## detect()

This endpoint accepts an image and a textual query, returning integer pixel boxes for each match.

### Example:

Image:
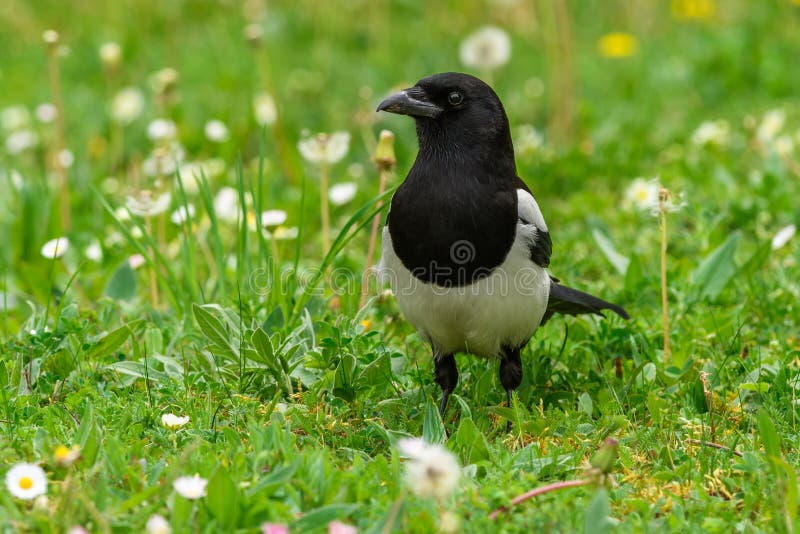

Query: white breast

[378,222,550,358]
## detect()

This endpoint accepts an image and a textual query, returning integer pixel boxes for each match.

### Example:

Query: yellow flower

[597,33,638,58]
[671,0,716,20]
[360,319,372,330]
[54,445,80,466]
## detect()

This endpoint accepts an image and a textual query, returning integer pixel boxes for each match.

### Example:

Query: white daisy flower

[129,254,146,270]
[170,204,196,225]
[260,209,288,228]
[42,30,59,45]
[57,149,74,169]
[397,438,460,500]
[41,237,70,259]
[623,177,659,212]
[775,135,794,157]
[161,413,190,429]
[298,131,350,164]
[757,109,785,145]
[1,105,31,132]
[772,224,796,250]
[99,42,121,68]
[126,191,172,217]
[329,182,357,206]
[515,124,544,154]
[111,87,145,125]
[5,463,48,500]
[147,119,177,142]
[35,103,57,123]
[204,119,230,143]
[173,475,207,499]
[214,187,240,224]
[5,130,39,154]
[253,92,277,126]
[459,26,512,71]
[146,514,172,534]
[691,120,729,147]
[84,241,103,262]
[150,68,179,94]
[272,226,299,240]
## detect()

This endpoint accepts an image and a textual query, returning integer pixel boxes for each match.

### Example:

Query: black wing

[542,279,630,325]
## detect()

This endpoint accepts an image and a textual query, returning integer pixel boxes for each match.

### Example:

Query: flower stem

[489,478,590,519]
[45,33,70,231]
[320,161,331,255]
[146,215,159,308]
[660,205,670,363]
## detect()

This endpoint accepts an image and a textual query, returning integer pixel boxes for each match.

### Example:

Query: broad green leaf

[290,504,359,532]
[591,227,630,275]
[422,399,446,445]
[690,233,741,301]
[584,489,611,534]
[193,304,237,359]
[105,261,137,301]
[206,466,240,528]
[757,408,781,458]
[87,320,142,360]
[453,417,490,464]
[578,392,594,417]
[107,361,170,383]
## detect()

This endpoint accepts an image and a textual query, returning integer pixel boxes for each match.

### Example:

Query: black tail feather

[542,281,630,325]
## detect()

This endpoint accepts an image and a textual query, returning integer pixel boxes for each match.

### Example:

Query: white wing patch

[517,189,548,232]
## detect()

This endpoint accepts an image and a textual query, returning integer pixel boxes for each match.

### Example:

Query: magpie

[375,72,629,429]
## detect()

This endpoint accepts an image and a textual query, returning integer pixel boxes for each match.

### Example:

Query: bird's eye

[447,91,464,106]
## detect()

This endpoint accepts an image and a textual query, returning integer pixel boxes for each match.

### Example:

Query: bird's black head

[377,72,515,169]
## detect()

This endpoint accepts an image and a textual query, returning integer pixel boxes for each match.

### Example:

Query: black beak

[376,87,442,119]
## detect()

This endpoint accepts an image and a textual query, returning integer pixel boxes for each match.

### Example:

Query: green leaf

[74,403,100,465]
[757,408,781,458]
[422,399,446,445]
[591,227,630,275]
[690,233,741,301]
[105,261,137,301]
[291,504,359,532]
[86,320,142,361]
[584,489,611,534]
[193,304,237,359]
[107,361,170,383]
[453,417,490,464]
[206,466,240,528]
[578,392,594,417]
[333,354,357,401]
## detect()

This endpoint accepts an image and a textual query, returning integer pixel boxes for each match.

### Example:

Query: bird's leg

[434,353,458,418]
[499,346,523,433]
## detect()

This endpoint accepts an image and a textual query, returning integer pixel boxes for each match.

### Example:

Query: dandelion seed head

[99,42,122,68]
[35,103,57,123]
[146,514,172,534]
[204,119,230,143]
[298,131,350,164]
[397,438,460,500]
[253,92,277,126]
[329,182,358,206]
[459,26,512,71]
[5,130,39,154]
[111,87,145,125]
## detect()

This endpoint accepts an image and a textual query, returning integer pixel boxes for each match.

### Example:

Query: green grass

[2,0,800,532]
